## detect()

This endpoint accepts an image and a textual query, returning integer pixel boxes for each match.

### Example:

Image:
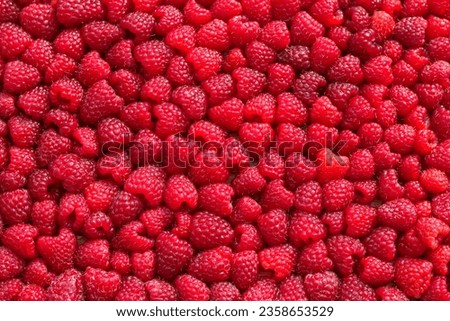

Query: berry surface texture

[0,0,450,302]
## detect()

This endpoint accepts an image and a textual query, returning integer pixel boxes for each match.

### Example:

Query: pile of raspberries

[0,0,450,302]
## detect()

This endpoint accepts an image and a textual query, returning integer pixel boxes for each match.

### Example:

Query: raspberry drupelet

[0,0,450,302]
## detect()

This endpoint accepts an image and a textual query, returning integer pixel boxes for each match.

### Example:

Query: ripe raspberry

[297,240,333,274]
[175,274,210,301]
[56,0,105,28]
[196,19,230,52]
[75,239,110,271]
[46,269,83,301]
[124,166,165,207]
[155,232,193,280]
[23,259,54,288]
[291,11,325,46]
[340,274,376,301]
[153,103,189,139]
[394,17,427,48]
[20,4,58,41]
[327,235,365,276]
[233,224,263,252]
[243,279,278,301]
[232,67,266,101]
[230,197,262,225]
[115,276,146,301]
[260,180,294,212]
[289,212,326,248]
[84,267,121,301]
[188,246,232,283]
[145,279,177,301]
[0,247,24,281]
[210,282,241,301]
[3,61,41,95]
[0,189,32,225]
[395,258,433,298]
[112,221,152,253]
[1,224,38,260]
[304,271,340,301]
[422,276,450,301]
[134,40,172,77]
[231,250,258,290]
[259,244,296,281]
[131,251,155,281]
[186,47,222,82]
[189,212,234,250]
[241,0,271,26]
[376,286,408,301]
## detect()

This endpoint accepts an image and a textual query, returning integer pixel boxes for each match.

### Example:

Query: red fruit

[84,267,121,301]
[395,258,433,299]
[46,269,83,301]
[37,228,77,274]
[174,274,210,301]
[188,246,232,283]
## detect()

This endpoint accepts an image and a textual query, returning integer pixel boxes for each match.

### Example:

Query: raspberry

[84,267,121,301]
[153,103,189,139]
[378,198,417,232]
[394,17,427,48]
[266,64,295,97]
[358,256,394,286]
[243,279,278,301]
[172,86,207,121]
[0,247,24,281]
[124,166,165,207]
[131,251,155,281]
[258,244,296,281]
[260,179,294,212]
[376,286,408,301]
[232,67,266,101]
[3,61,41,95]
[289,212,326,247]
[0,279,23,300]
[327,235,365,276]
[291,11,325,46]
[175,274,210,301]
[210,282,241,301]
[395,258,433,298]
[233,224,263,252]
[56,0,105,28]
[20,4,58,41]
[155,232,193,280]
[304,271,340,301]
[134,40,172,78]
[231,197,262,225]
[419,168,448,194]
[75,239,110,271]
[340,274,376,301]
[422,276,450,301]
[0,189,32,225]
[54,29,85,61]
[23,259,54,288]
[297,240,333,275]
[145,279,177,301]
[231,250,258,290]
[186,47,222,82]
[2,224,38,260]
[106,40,136,70]
[197,19,230,52]
[210,0,242,21]
[110,252,130,276]
[112,221,152,253]
[18,284,46,301]
[241,0,271,26]
[46,269,83,301]
[0,23,32,60]
[115,276,146,301]
[188,246,232,282]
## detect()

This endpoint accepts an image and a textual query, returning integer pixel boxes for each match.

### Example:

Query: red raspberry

[139,207,173,239]
[202,74,234,106]
[233,224,263,252]
[189,212,234,250]
[196,183,233,217]
[124,166,165,207]
[0,170,26,193]
[416,217,450,250]
[172,86,207,121]
[395,258,433,299]
[46,269,83,301]
[260,179,294,212]
[232,67,266,101]
[112,221,152,253]
[428,245,450,276]
[110,251,130,276]
[376,286,408,301]
[321,211,345,236]
[188,246,232,282]
[20,4,58,41]
[243,279,278,301]
[163,175,198,211]
[208,98,244,132]
[419,168,448,194]
[293,72,327,106]
[397,228,427,258]
[394,17,427,48]
[175,274,210,301]
[364,227,397,261]
[18,284,46,301]
[256,209,287,246]
[56,0,104,27]
[315,149,350,184]
[134,40,172,77]
[145,279,177,301]
[340,274,376,301]
[259,244,296,281]
[422,276,450,301]
[0,0,19,23]
[23,259,54,289]
[241,0,271,25]
[54,29,85,61]
[291,11,325,46]
[0,279,23,300]
[0,189,32,225]
[210,282,241,301]
[378,198,417,232]
[358,256,394,286]
[0,23,32,60]
[153,103,189,139]
[84,267,121,301]
[186,47,222,82]
[76,52,110,88]
[304,271,340,301]
[3,61,41,95]
[120,12,154,44]
[371,10,395,42]
[155,232,193,280]
[8,115,40,148]
[327,55,364,85]
[259,21,290,51]
[58,193,90,232]
[75,239,110,271]
[279,276,307,301]
[17,86,50,121]
[2,224,38,260]
[37,228,77,274]
[165,25,196,54]
[266,64,295,96]
[106,40,136,70]
[289,212,326,248]
[0,247,24,281]
[197,19,230,51]
[231,197,262,225]
[231,250,258,290]
[327,235,365,276]
[115,276,146,301]
[131,251,155,281]
[297,240,333,275]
